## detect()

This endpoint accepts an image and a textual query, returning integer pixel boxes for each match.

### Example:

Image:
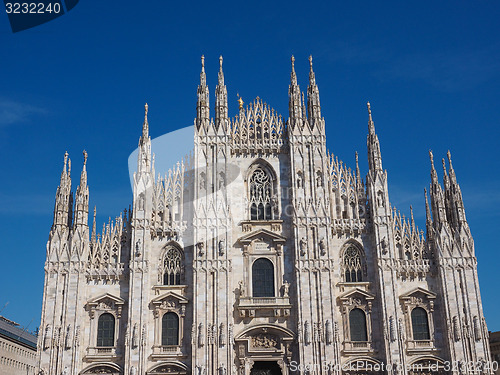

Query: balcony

[406,340,438,354]
[151,345,185,360]
[342,341,374,354]
[237,296,292,318]
[85,346,120,361]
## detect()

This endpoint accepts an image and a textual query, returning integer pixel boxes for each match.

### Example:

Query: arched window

[343,245,363,282]
[161,312,179,346]
[411,307,430,340]
[163,247,183,285]
[249,167,273,220]
[349,308,368,341]
[97,313,115,347]
[252,258,274,297]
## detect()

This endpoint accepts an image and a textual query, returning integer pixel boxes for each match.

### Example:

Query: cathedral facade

[37,56,492,375]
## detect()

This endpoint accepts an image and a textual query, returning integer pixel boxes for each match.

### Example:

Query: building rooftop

[0,315,37,349]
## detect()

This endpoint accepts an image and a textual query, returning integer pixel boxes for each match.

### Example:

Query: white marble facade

[37,56,492,375]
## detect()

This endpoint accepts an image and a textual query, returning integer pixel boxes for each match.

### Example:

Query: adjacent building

[0,315,37,375]
[489,332,500,375]
[37,56,492,375]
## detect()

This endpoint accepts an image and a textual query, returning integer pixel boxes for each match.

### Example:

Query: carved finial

[83,150,88,166]
[367,102,375,134]
[309,55,313,71]
[424,188,432,222]
[142,103,149,139]
[201,55,205,72]
[442,158,448,176]
[290,55,298,85]
[447,150,454,170]
[219,55,223,69]
[410,205,415,228]
[429,150,435,168]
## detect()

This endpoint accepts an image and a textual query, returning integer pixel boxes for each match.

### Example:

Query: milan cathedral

[37,56,492,375]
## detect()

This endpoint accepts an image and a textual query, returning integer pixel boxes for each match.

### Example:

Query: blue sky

[0,1,499,332]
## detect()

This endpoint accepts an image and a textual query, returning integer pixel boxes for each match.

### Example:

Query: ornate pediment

[338,288,375,302]
[151,291,188,319]
[86,293,124,312]
[400,287,437,301]
[151,291,188,306]
[238,229,286,245]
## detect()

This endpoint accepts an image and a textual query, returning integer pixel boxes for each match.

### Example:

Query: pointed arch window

[411,307,430,340]
[252,258,274,297]
[162,247,183,285]
[161,312,179,346]
[343,245,363,282]
[97,313,115,347]
[349,308,368,342]
[249,167,273,220]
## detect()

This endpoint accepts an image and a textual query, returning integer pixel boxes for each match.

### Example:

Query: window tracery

[159,245,184,285]
[343,245,364,282]
[249,167,274,220]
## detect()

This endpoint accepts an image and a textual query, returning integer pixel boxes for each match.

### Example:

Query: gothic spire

[428,150,447,227]
[307,55,322,128]
[291,55,297,85]
[53,151,73,228]
[141,103,149,141]
[137,104,152,175]
[447,150,457,184]
[91,206,97,243]
[215,55,228,130]
[73,150,89,227]
[288,55,302,125]
[366,102,383,173]
[429,150,439,186]
[410,205,415,230]
[200,54,206,86]
[196,55,210,129]
[446,150,468,227]
[424,188,433,238]
[355,151,363,188]
[442,157,450,191]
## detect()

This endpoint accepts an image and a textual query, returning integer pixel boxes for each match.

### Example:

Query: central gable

[231,97,287,155]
